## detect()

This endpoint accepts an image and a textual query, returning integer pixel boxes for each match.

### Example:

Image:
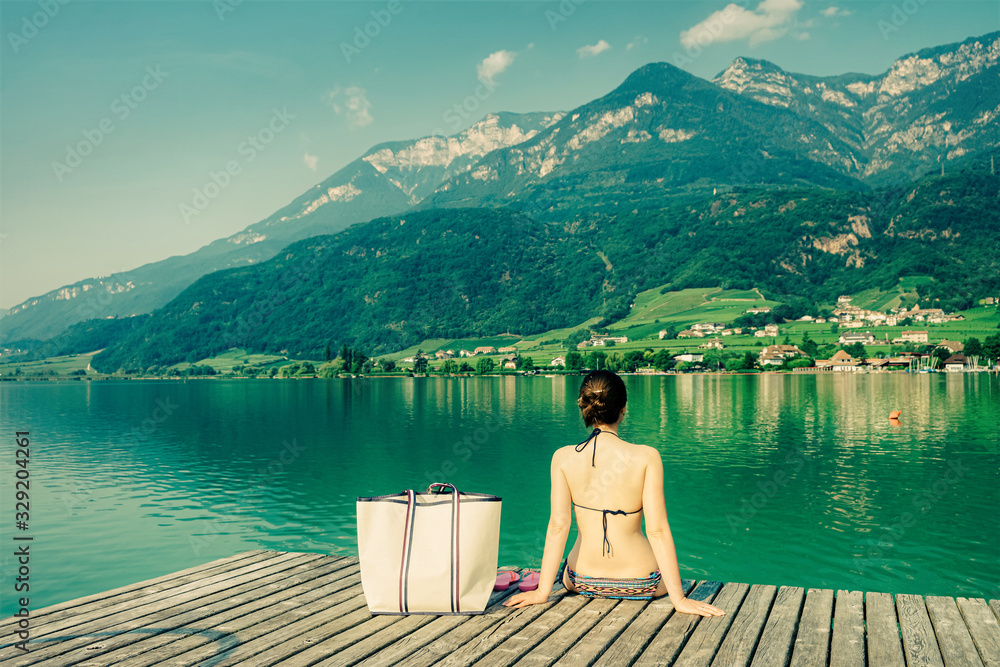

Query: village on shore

[397,297,999,376]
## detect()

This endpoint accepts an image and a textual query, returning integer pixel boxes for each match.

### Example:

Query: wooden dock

[1,550,998,666]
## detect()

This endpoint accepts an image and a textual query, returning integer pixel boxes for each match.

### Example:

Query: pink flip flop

[494,570,521,591]
[519,571,540,592]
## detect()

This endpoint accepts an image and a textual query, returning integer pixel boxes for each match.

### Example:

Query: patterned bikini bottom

[560,559,662,600]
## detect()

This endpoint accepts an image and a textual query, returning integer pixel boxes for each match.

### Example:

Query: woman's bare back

[556,432,662,579]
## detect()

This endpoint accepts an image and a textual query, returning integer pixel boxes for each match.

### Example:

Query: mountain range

[89,166,1000,372]
[4,31,999,348]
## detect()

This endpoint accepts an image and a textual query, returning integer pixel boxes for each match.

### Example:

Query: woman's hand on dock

[673,596,726,616]
[503,590,550,608]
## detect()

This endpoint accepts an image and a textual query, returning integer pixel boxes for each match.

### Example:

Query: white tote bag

[356,483,502,615]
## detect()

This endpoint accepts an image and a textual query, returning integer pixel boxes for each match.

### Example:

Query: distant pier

[1,550,998,666]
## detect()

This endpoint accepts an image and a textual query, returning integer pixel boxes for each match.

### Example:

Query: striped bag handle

[397,489,417,613]
[426,483,461,613]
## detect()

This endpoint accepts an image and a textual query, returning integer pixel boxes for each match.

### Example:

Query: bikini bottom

[559,558,661,600]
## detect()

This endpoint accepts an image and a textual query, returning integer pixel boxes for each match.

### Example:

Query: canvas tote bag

[356,482,502,615]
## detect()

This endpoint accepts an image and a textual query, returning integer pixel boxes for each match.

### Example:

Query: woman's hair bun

[577,370,627,427]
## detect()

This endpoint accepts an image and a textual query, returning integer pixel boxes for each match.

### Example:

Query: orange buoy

[889,410,902,419]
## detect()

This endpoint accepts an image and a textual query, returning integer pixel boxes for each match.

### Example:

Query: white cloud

[323,85,373,128]
[577,39,612,58]
[477,50,517,84]
[625,36,648,51]
[303,153,318,171]
[680,0,803,49]
[821,6,851,16]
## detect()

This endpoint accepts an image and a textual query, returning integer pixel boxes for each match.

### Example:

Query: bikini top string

[575,428,617,467]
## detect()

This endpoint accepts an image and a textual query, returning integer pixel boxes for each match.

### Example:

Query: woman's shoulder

[624,442,663,463]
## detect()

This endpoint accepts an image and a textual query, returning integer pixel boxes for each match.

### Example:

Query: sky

[1,0,998,310]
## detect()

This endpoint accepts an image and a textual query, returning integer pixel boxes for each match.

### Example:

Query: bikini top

[573,428,642,557]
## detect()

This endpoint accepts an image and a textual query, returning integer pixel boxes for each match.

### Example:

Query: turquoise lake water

[1,373,998,616]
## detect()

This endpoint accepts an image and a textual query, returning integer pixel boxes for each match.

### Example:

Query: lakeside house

[551,356,566,367]
[501,354,520,370]
[699,339,725,350]
[745,306,771,314]
[435,350,455,360]
[459,349,474,357]
[474,346,498,355]
[678,329,705,339]
[498,346,518,353]
[674,353,704,362]
[815,349,862,371]
[937,340,964,353]
[758,344,806,366]
[943,353,969,372]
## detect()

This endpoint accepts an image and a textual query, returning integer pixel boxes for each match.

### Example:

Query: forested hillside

[91,168,1000,373]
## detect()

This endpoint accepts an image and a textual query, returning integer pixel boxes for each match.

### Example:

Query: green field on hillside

[848,276,932,311]
[605,285,781,340]
[169,349,290,373]
[383,334,524,361]
[0,351,98,376]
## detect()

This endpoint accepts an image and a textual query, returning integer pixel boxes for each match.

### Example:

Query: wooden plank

[711,584,777,667]
[0,550,281,636]
[673,582,750,667]
[588,580,696,667]
[830,590,865,667]
[990,601,1000,623]
[352,588,518,667]
[254,607,400,667]
[0,552,325,666]
[897,593,946,667]
[79,559,363,667]
[789,588,834,667]
[461,594,591,667]
[866,592,905,667]
[38,552,333,667]
[432,589,574,667]
[513,597,620,667]
[632,580,724,667]
[926,596,985,667]
[209,588,372,667]
[389,589,537,667]
[749,586,805,667]
[1,550,298,646]
[957,598,1000,667]
[315,614,439,666]
[553,599,648,667]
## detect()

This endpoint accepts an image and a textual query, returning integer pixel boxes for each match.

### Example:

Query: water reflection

[0,374,997,616]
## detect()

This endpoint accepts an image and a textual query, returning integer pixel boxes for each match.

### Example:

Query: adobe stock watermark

[6,0,70,54]
[672,3,745,68]
[62,395,180,515]
[179,107,295,224]
[213,0,243,21]
[190,438,307,555]
[877,0,930,40]
[855,458,968,574]
[51,66,169,182]
[340,0,405,64]
[545,0,586,31]
[726,448,809,533]
[222,262,312,349]
[427,76,502,138]
[423,415,504,486]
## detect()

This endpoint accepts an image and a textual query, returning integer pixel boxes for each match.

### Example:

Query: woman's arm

[642,448,724,617]
[504,451,573,608]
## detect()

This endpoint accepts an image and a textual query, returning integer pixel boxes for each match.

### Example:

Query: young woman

[504,370,724,616]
